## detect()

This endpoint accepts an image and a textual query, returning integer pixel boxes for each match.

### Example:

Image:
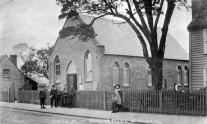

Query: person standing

[68,84,76,108]
[39,86,46,109]
[111,93,118,113]
[113,84,123,112]
[50,85,57,108]
[62,87,69,107]
[56,87,62,107]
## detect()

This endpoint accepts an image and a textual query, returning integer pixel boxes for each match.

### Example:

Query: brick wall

[49,36,103,91]
[99,55,189,91]
[0,56,24,97]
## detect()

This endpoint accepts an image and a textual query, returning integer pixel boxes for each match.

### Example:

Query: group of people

[38,84,76,109]
[39,83,123,113]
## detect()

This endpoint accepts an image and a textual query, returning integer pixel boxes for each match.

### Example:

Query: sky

[0,0,192,68]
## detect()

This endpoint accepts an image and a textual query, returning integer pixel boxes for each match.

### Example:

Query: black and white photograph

[0,0,207,124]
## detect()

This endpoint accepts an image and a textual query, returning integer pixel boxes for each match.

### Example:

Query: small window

[113,62,120,87]
[177,65,182,85]
[85,51,92,81]
[184,66,189,86]
[3,69,10,77]
[148,66,152,86]
[123,63,130,87]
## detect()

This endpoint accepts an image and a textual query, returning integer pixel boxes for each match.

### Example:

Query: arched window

[85,51,92,81]
[184,66,189,86]
[113,62,120,86]
[177,65,182,85]
[148,66,152,86]
[123,63,130,87]
[55,56,61,82]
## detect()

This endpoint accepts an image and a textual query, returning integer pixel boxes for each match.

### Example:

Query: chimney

[10,55,17,66]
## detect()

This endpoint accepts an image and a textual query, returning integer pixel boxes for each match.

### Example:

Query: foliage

[12,43,36,63]
[13,43,53,80]
[56,0,190,90]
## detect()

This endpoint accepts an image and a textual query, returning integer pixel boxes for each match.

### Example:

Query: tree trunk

[149,57,163,90]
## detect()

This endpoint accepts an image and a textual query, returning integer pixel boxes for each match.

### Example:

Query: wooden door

[67,74,77,90]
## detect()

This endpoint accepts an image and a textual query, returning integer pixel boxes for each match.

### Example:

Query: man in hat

[50,85,57,108]
[56,87,62,107]
[61,85,68,107]
[68,84,76,108]
[39,86,46,109]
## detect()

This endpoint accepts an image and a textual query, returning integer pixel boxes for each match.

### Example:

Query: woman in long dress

[112,84,123,113]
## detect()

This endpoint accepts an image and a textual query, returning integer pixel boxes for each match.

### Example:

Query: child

[111,94,118,113]
[39,86,46,109]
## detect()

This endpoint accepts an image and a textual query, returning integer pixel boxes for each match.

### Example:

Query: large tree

[56,0,190,90]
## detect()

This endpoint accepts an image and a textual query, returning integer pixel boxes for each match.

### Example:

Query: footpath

[0,101,206,124]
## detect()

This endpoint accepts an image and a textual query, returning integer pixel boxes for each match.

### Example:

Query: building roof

[188,0,207,29]
[0,55,6,62]
[62,14,189,61]
[0,55,38,83]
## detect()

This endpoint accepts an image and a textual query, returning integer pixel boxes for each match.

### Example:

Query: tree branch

[89,12,110,26]
[133,0,151,36]
[112,13,151,64]
[154,0,164,31]
[159,0,176,58]
[102,0,115,14]
[143,0,154,32]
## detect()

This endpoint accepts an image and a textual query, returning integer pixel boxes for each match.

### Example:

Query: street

[0,107,137,124]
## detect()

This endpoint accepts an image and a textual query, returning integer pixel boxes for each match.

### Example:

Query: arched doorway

[66,62,77,90]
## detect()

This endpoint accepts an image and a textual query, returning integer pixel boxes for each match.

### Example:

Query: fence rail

[0,91,9,102]
[75,91,105,110]
[15,89,207,116]
[124,90,206,116]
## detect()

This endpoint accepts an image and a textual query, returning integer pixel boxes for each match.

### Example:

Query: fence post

[103,91,107,110]
[31,91,34,104]
[8,88,10,102]
[17,90,19,103]
[0,91,1,101]
[206,89,207,116]
[159,90,162,113]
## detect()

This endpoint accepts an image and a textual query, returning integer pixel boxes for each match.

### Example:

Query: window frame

[148,66,152,87]
[177,65,182,86]
[54,56,61,83]
[183,66,189,86]
[203,29,207,54]
[123,63,130,87]
[84,51,93,82]
[55,56,60,76]
[2,69,10,78]
[203,68,207,87]
[113,62,120,87]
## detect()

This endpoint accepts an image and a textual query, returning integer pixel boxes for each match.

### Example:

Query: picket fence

[11,90,207,116]
[124,90,206,116]
[0,89,15,102]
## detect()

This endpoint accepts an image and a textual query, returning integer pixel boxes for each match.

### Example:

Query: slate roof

[0,55,6,62]
[63,14,189,61]
[188,0,207,29]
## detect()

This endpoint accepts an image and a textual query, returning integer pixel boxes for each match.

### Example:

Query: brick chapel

[49,14,189,91]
